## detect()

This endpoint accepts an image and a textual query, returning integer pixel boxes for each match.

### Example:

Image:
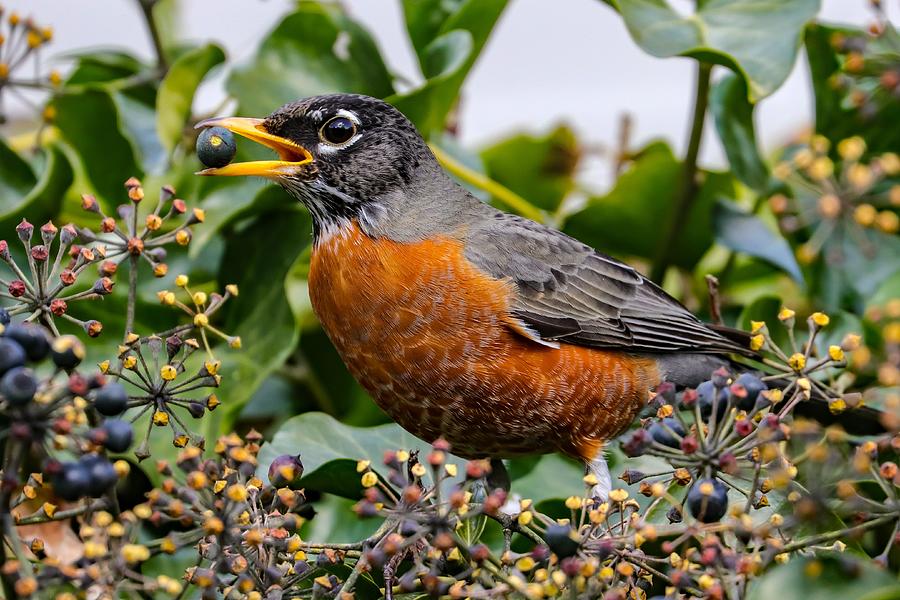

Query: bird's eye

[319,116,357,146]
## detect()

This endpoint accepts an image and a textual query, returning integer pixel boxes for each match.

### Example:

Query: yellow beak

[195,117,313,177]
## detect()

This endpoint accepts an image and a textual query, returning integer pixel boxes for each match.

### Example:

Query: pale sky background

[2,1,896,188]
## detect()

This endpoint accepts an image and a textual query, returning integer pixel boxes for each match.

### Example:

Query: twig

[705,274,723,325]
[134,0,168,74]
[650,61,713,283]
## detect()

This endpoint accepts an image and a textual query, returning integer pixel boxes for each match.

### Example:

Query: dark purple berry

[0,309,10,326]
[94,382,128,416]
[101,419,133,453]
[53,461,91,501]
[733,372,767,411]
[197,127,237,169]
[698,380,730,421]
[0,367,37,406]
[79,454,118,497]
[0,338,26,376]
[648,417,685,448]
[687,478,728,523]
[50,335,85,370]
[3,323,50,362]
[544,523,580,559]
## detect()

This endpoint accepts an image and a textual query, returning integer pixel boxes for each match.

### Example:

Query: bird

[196,94,876,499]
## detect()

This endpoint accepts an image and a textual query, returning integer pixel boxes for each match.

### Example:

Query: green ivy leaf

[395,0,508,135]
[710,73,771,192]
[611,0,820,101]
[156,43,226,154]
[0,139,37,210]
[0,143,73,234]
[258,412,467,499]
[563,142,734,268]
[480,126,580,212]
[227,4,394,117]
[746,554,900,600]
[713,198,803,284]
[216,208,310,425]
[54,89,143,205]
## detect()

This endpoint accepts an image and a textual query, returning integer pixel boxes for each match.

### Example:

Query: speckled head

[196,94,439,238]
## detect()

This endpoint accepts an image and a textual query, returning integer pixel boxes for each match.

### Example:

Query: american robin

[197,94,872,499]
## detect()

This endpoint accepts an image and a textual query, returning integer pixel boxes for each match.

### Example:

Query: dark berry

[0,367,37,406]
[733,372,767,411]
[648,417,685,448]
[622,428,650,457]
[101,419,133,453]
[698,380,730,421]
[267,454,304,487]
[0,338,26,376]
[53,461,91,501]
[197,127,236,168]
[0,308,9,325]
[3,323,50,362]
[94,382,128,416]
[79,454,118,497]
[544,523,580,559]
[50,335,85,370]
[687,478,728,523]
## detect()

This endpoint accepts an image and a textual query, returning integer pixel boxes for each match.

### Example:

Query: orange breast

[308,222,659,461]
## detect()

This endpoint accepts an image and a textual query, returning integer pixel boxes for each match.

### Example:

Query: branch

[135,0,168,74]
[650,61,713,283]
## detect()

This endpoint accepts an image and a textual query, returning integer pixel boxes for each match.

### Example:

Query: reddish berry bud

[81,194,99,212]
[0,241,9,261]
[85,320,103,337]
[681,388,699,406]
[99,261,117,277]
[101,217,116,233]
[60,224,78,244]
[172,199,186,214]
[40,221,58,244]
[92,277,114,295]
[735,418,753,437]
[59,269,76,286]
[67,373,88,396]
[680,435,699,454]
[50,299,67,316]
[8,280,26,297]
[16,219,33,242]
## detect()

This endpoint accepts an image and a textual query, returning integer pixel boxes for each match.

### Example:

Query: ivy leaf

[0,143,73,232]
[216,209,310,425]
[710,73,772,192]
[713,198,803,284]
[395,0,508,135]
[611,0,820,101]
[156,43,226,154]
[747,554,900,600]
[480,125,580,212]
[0,138,37,209]
[54,89,143,205]
[258,412,466,499]
[563,142,734,269]
[227,4,394,117]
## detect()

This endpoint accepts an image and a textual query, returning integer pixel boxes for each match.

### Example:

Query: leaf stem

[650,61,712,283]
[429,143,546,223]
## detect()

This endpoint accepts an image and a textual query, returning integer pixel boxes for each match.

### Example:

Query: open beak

[195,117,313,177]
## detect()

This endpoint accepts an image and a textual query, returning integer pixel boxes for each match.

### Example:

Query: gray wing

[464,214,746,354]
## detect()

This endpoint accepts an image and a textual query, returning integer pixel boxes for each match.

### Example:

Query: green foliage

[0,0,898,597]
[610,0,820,101]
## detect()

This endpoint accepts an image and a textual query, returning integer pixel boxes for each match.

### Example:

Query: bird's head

[197,94,436,236]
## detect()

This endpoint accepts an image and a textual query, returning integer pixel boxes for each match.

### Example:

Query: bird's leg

[585,449,611,501]
[487,458,511,492]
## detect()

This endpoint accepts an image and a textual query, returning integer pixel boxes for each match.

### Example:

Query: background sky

[3,1,897,188]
